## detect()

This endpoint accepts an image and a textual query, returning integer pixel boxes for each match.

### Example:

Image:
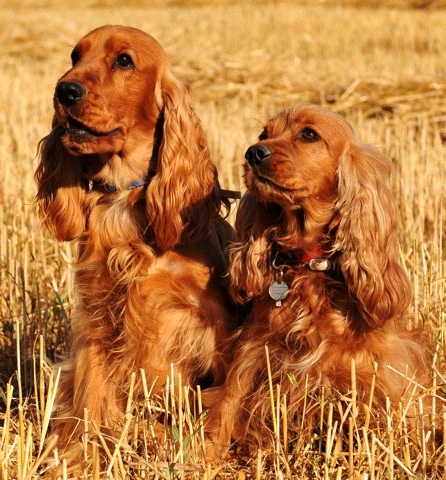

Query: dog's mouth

[248,167,303,202]
[254,172,278,186]
[66,116,120,138]
[249,167,287,191]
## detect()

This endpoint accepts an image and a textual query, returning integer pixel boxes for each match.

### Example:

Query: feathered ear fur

[230,194,281,301]
[35,121,87,241]
[146,70,220,252]
[333,141,411,329]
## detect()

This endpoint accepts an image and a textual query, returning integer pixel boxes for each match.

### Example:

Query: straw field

[1,1,445,478]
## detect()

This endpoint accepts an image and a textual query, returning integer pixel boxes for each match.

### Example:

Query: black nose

[245,144,272,166]
[55,81,85,106]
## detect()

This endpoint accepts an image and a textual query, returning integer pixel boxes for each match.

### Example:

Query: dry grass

[1,1,445,478]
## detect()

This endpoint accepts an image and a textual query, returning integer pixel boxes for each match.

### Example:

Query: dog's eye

[114,53,134,69]
[298,128,320,142]
[71,49,81,66]
[258,129,268,141]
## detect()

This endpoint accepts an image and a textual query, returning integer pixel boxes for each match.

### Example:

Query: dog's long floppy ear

[230,193,279,302]
[146,69,220,252]
[333,141,411,330]
[35,120,87,241]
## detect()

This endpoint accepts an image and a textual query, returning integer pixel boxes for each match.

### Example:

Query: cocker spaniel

[205,104,430,457]
[35,25,241,450]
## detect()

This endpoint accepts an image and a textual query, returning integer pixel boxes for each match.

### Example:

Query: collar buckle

[89,179,147,192]
[308,258,331,271]
[272,246,333,272]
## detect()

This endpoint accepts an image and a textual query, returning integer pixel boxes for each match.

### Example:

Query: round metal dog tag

[269,281,289,306]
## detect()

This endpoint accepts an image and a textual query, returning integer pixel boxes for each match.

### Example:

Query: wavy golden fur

[205,104,430,457]
[35,25,240,451]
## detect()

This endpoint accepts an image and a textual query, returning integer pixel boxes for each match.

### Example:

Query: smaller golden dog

[206,104,430,457]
